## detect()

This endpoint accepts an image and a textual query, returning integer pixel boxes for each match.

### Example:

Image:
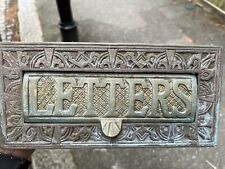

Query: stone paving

[18,0,225,168]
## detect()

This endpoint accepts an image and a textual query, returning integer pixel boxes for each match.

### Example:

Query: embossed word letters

[23,73,197,137]
[25,74,196,119]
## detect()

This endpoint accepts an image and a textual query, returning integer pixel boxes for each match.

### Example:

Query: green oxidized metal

[0,43,222,148]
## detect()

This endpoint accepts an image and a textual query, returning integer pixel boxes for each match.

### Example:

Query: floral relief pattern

[0,44,221,147]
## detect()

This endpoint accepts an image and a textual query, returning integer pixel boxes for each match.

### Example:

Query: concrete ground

[19,0,225,168]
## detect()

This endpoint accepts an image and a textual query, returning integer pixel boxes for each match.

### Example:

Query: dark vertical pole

[56,0,79,42]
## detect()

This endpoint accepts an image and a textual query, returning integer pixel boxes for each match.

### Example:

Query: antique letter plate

[0,43,222,148]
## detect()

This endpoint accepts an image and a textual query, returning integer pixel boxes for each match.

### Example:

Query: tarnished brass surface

[23,73,197,137]
[0,43,222,148]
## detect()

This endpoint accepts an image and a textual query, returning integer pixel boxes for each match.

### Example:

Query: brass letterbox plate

[0,43,222,148]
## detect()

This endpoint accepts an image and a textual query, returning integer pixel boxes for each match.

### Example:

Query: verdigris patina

[23,73,197,137]
[0,43,222,148]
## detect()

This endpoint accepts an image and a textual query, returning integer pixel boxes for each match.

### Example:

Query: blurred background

[0,0,225,168]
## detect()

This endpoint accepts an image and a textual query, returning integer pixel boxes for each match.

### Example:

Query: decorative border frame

[0,43,222,148]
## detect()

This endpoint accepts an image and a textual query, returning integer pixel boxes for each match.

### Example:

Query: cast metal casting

[0,43,222,148]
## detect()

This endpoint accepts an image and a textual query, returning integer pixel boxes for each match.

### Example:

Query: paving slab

[18,0,43,42]
[32,149,77,169]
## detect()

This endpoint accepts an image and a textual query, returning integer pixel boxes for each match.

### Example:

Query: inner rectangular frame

[23,72,197,123]
[0,43,222,148]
